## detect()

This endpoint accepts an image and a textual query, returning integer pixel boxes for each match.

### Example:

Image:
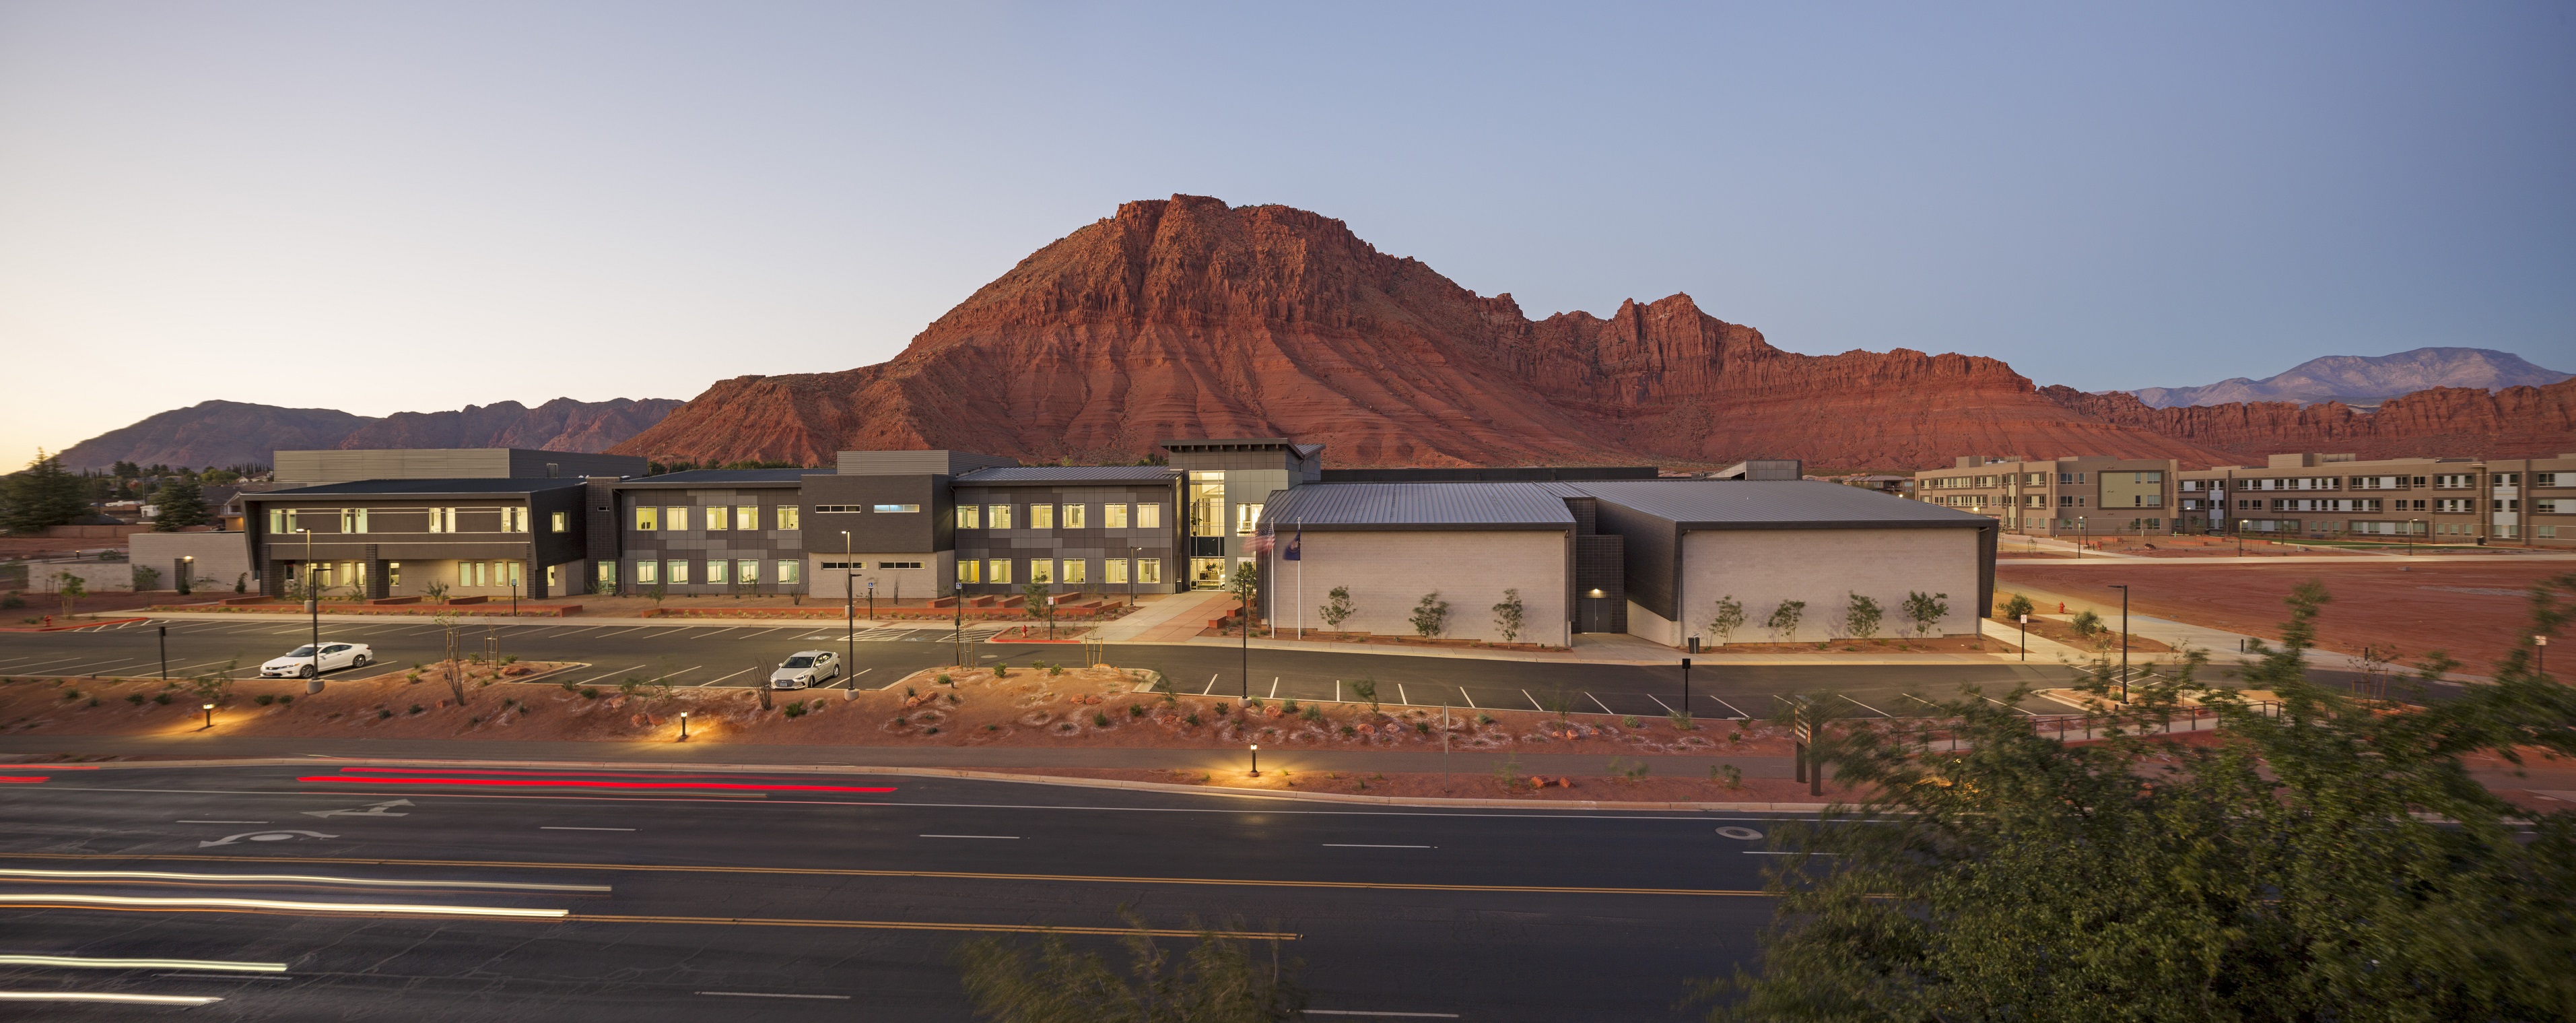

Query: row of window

[818,561,925,570]
[623,559,807,587]
[815,504,920,514]
[955,503,1164,531]
[271,508,560,534]
[634,505,800,531]
[955,558,1163,585]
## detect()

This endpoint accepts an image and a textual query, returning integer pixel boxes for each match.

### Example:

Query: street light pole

[2017,613,2028,661]
[1128,546,1140,608]
[2109,583,2130,702]
[158,625,167,680]
[1681,657,1691,722]
[300,528,318,686]
[842,531,854,682]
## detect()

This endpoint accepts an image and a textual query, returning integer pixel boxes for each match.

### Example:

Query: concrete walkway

[1088,589,1238,642]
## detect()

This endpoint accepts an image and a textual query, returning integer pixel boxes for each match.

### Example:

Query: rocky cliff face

[59,397,683,471]
[2047,379,2576,461]
[615,195,2237,470]
[2130,347,2571,408]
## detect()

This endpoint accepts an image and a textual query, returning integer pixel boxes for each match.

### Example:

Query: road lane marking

[920,834,1019,840]
[1838,694,1889,717]
[566,663,648,686]
[1711,696,1749,718]
[1270,677,1279,699]
[1587,692,1615,715]
[0,954,284,972]
[1522,689,1543,711]
[584,913,1294,939]
[301,775,888,793]
[176,820,269,824]
[0,893,568,917]
[698,666,759,688]
[1304,1012,1460,1018]
[541,826,636,831]
[647,665,703,684]
[0,867,607,892]
[1457,688,1477,708]
[0,992,224,1006]
[1647,693,1676,714]
[698,991,851,999]
[1202,673,1219,695]
[1322,844,1432,849]
[15,853,1765,897]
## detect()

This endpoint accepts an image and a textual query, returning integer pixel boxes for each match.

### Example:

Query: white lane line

[1201,673,1219,696]
[1457,688,1477,709]
[1269,677,1279,699]
[1522,689,1543,711]
[1322,843,1433,849]
[1647,693,1677,714]
[1711,696,1749,719]
[1744,851,1840,855]
[1303,1012,1460,1018]
[0,954,283,972]
[541,826,636,831]
[0,893,568,917]
[590,626,648,638]
[1839,694,1889,717]
[176,820,269,824]
[697,667,759,688]
[649,665,704,684]
[920,834,1019,840]
[1586,691,1615,715]
[0,992,224,1006]
[566,664,648,686]
[698,991,851,1000]
[736,627,787,640]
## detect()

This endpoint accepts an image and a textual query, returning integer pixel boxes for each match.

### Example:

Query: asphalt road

[0,761,1798,1020]
[3,616,2080,722]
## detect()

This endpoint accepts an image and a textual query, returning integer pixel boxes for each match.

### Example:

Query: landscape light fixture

[2017,613,2028,661]
[180,554,194,597]
[1248,742,1259,778]
[2537,635,2548,676]
[1586,587,1606,634]
[200,703,215,729]
[2108,584,2130,702]
[679,711,690,740]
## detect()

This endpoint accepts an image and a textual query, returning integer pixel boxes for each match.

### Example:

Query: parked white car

[260,642,372,678]
[768,650,842,689]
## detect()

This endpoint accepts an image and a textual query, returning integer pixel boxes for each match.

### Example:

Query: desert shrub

[1301,704,1322,721]
[1623,716,1640,727]
[125,693,143,704]
[1128,704,1145,717]
[1339,725,1356,737]
[253,694,274,706]
[1093,711,1110,727]
[407,704,423,715]
[1476,713,1494,725]
[579,687,601,700]
[784,702,806,719]
[376,709,391,719]
[1184,713,1200,727]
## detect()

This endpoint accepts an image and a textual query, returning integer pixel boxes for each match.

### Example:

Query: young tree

[131,565,162,593]
[1706,595,1744,645]
[952,911,1306,1022]
[1318,587,1355,631]
[1763,599,1805,643]
[1841,593,1882,640]
[1707,577,2576,1023]
[1409,592,1449,639]
[1023,579,1056,638]
[1349,677,1380,713]
[1225,562,1259,637]
[51,571,86,618]
[1999,591,2035,622]
[1491,588,1525,642]
[1900,591,1949,638]
[2069,607,2105,637]
[149,477,208,531]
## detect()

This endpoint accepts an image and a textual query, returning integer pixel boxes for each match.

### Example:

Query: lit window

[736,506,757,530]
[705,506,728,531]
[1137,558,1162,584]
[597,562,617,587]
[988,504,1012,529]
[1106,558,1129,584]
[1061,504,1086,529]
[955,505,980,529]
[1105,504,1129,529]
[666,506,689,531]
[879,561,924,570]
[634,506,658,531]
[776,560,801,584]
[706,560,728,585]
[988,559,1011,585]
[667,560,690,585]
[267,508,285,532]
[341,508,368,533]
[737,559,759,583]
[1137,503,1161,529]
[1029,504,1054,529]
[956,560,980,583]
[1061,559,1087,584]
[635,560,658,585]
[872,504,920,514]
[1029,560,1054,585]
[550,510,569,533]
[776,506,800,529]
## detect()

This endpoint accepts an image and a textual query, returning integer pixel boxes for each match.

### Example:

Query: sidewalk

[1089,590,1238,642]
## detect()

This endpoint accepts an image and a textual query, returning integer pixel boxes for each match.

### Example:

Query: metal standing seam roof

[1559,480,1993,527]
[617,469,814,486]
[953,466,1180,484]
[1258,482,1575,531]
[242,478,590,498]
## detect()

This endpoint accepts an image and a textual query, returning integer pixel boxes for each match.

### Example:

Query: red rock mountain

[614,196,2565,470]
[2043,381,2576,462]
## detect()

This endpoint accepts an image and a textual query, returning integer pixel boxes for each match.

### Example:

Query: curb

[0,754,1835,813]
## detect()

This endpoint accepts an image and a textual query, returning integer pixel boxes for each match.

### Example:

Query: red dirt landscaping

[1996,560,2569,674]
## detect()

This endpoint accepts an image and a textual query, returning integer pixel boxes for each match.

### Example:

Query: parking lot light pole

[2017,613,2029,661]
[1680,657,1691,722]
[2109,583,2130,702]
[300,529,319,684]
[159,626,168,680]
[842,531,855,687]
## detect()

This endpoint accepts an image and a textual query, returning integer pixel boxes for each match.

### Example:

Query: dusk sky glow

[3,2,2569,464]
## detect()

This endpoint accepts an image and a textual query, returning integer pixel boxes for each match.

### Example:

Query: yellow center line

[0,852,1767,898]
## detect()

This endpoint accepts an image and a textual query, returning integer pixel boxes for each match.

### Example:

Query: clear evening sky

[3,3,2569,467]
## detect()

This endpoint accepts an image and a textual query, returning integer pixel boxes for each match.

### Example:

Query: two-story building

[2177,452,2576,545]
[1913,456,2177,539]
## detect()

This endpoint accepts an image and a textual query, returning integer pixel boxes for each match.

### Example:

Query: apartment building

[1912,456,2177,539]
[2177,452,2576,546]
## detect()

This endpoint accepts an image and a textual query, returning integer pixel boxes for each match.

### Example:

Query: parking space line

[1838,694,1889,717]
[1395,683,1409,705]
[1646,693,1676,714]
[648,665,704,684]
[697,667,759,688]
[1457,688,1477,709]
[1269,677,1279,699]
[1709,696,1749,719]
[1521,689,1543,711]
[567,664,648,686]
[1586,692,1615,715]
[1201,673,1218,696]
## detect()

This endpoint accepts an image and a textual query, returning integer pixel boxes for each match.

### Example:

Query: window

[1106,504,1129,528]
[1137,558,1162,584]
[987,559,1011,584]
[736,506,758,530]
[2537,499,2559,515]
[423,508,455,533]
[512,507,533,532]
[776,560,801,584]
[267,508,285,532]
[814,504,863,513]
[872,503,920,514]
[2495,499,2520,513]
[597,562,617,588]
[705,559,728,585]
[2026,494,2045,508]
[2026,473,2046,486]
[2437,498,2474,513]
[879,561,924,570]
[956,560,980,583]
[776,506,799,529]
[1106,558,1129,584]
[2436,474,2474,489]
[1137,503,1162,529]
[737,560,759,583]
[666,506,689,531]
[2541,525,2558,539]
[955,505,980,529]
[1061,559,1087,585]
[819,561,854,570]
[550,510,569,533]
[1030,504,1055,529]
[665,560,690,585]
[634,506,658,531]
[988,504,1012,529]
[1236,503,1262,534]
[1029,559,1054,585]
[2536,473,2561,488]
[634,560,659,585]
[1061,503,1086,529]
[705,506,728,531]
[2059,496,2076,506]
[341,508,368,533]
[2496,473,2521,487]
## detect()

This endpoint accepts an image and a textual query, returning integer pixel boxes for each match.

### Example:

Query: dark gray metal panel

[799,475,945,554]
[836,451,1017,476]
[1320,466,1658,484]
[1565,480,1992,527]
[623,469,811,485]
[275,449,642,484]
[1573,534,1626,633]
[1586,498,1678,620]
[248,479,590,498]
[1259,483,1576,529]
[953,467,1182,484]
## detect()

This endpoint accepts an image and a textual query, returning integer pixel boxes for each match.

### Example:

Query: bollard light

[1248,743,1260,778]
[201,703,215,729]
[679,711,691,740]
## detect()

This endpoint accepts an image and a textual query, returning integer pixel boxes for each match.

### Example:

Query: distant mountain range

[2128,348,2569,409]
[57,397,685,471]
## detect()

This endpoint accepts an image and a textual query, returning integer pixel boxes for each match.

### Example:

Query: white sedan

[259,642,372,678]
[768,650,843,689]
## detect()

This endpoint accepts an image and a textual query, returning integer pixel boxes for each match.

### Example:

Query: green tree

[1318,586,1354,631]
[1841,593,1881,640]
[953,911,1306,1022]
[1225,562,1259,637]
[149,477,208,531]
[2069,607,2105,637]
[2,451,90,534]
[1705,577,2576,1022]
[1024,579,1059,639]
[52,570,86,618]
[1491,588,1525,642]
[1763,599,1805,642]
[1899,590,1949,638]
[1409,591,1449,639]
[1999,592,2034,622]
[1706,595,1744,645]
